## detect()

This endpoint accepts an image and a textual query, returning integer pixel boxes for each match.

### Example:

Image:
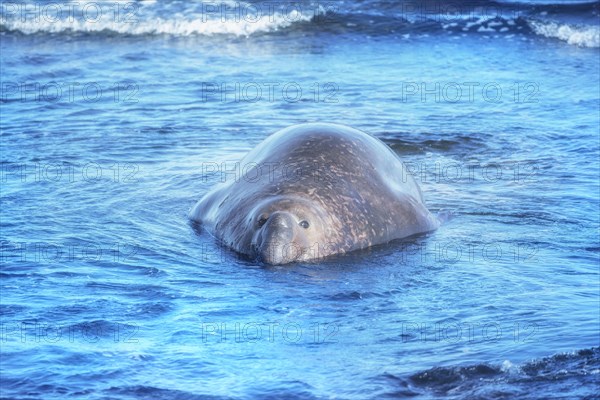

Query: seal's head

[250,196,329,264]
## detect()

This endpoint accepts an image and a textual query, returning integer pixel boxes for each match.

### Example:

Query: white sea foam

[2,15,310,36]
[528,19,600,48]
[0,1,319,37]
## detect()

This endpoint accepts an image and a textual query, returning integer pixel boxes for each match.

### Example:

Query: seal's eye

[299,220,309,229]
[257,214,269,227]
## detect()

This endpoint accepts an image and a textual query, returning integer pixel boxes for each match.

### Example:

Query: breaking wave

[0,0,321,36]
[0,0,598,47]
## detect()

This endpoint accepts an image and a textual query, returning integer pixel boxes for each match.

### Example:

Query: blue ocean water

[1,0,599,399]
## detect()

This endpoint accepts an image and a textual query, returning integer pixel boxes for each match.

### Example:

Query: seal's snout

[255,211,298,264]
[264,212,294,239]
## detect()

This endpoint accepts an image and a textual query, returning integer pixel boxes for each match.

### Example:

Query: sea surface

[1,0,599,399]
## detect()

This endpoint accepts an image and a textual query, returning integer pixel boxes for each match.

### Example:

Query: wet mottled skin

[190,123,440,264]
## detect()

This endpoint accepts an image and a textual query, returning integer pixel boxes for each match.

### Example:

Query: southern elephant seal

[190,123,440,264]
